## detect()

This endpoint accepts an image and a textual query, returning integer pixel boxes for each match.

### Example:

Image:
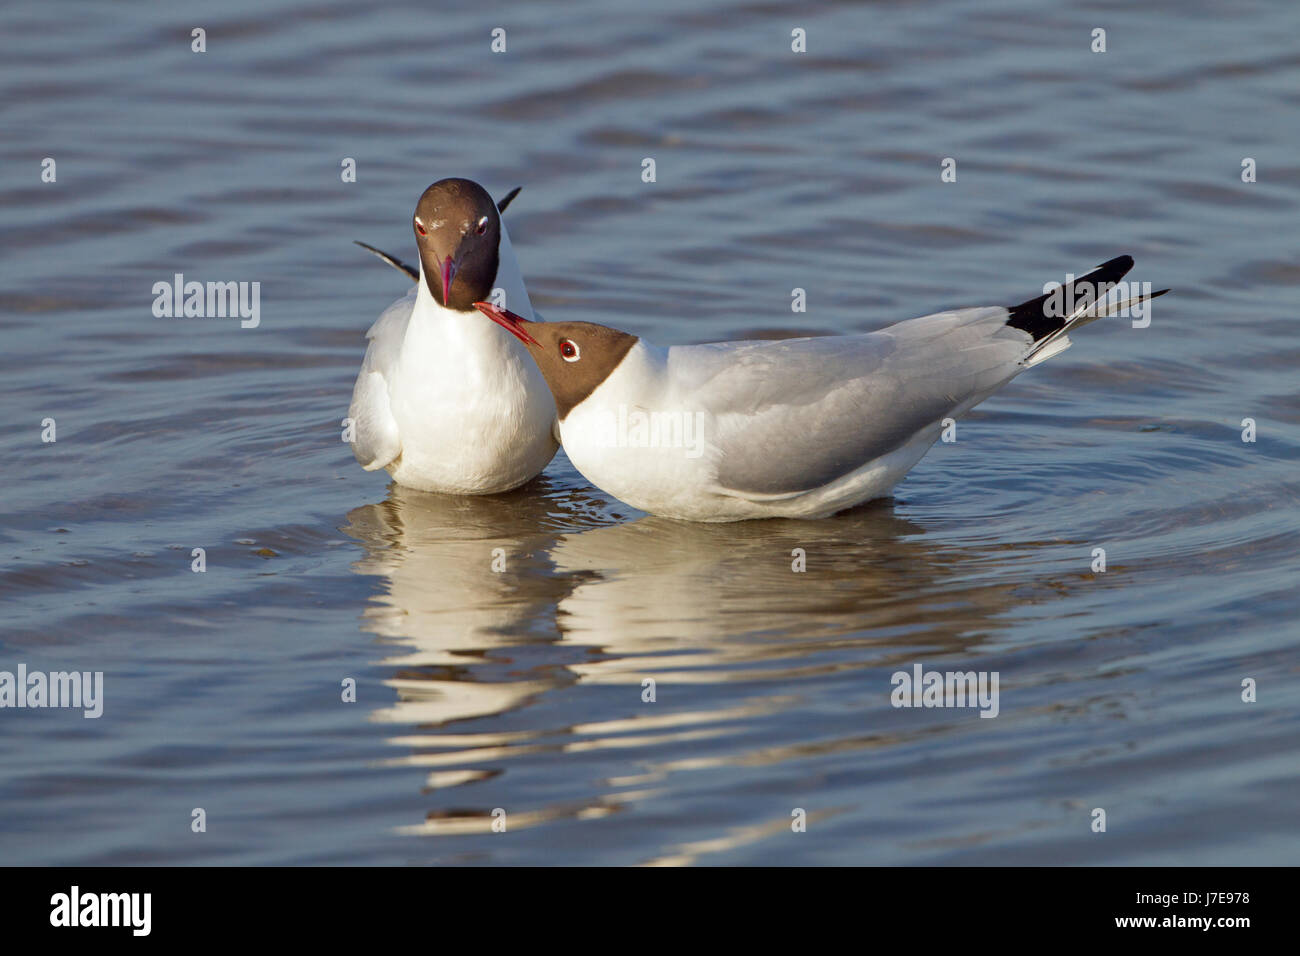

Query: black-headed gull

[474,256,1167,521]
[347,179,557,494]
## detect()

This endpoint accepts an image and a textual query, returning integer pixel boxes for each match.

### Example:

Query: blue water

[1,0,1297,864]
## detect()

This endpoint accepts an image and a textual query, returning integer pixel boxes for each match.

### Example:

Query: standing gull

[347,179,557,494]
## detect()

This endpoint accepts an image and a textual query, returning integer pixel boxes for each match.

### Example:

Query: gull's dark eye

[415,219,427,237]
[475,216,489,236]
[560,340,580,362]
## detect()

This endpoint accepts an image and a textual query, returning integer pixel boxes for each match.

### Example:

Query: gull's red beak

[440,255,458,304]
[473,301,541,347]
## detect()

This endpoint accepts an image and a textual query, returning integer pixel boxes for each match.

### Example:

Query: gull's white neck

[401,228,542,398]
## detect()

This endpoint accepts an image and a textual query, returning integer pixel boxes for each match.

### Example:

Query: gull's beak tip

[473,301,541,348]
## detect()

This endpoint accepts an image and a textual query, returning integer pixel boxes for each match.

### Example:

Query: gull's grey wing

[669,308,1033,495]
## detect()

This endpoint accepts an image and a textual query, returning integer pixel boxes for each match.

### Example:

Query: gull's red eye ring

[560,340,580,362]
[475,216,489,236]
[415,220,427,236]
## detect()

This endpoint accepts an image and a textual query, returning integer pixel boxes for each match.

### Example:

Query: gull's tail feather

[1005,255,1169,366]
[1064,287,1170,330]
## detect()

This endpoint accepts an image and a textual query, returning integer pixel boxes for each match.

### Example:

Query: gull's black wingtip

[1097,254,1134,273]
[354,240,419,282]
[496,186,522,214]
[1007,255,1138,341]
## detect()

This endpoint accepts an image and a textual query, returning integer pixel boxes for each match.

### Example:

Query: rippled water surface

[2,0,1298,865]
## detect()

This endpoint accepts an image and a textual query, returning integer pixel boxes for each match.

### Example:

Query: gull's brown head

[473,302,638,419]
[413,178,501,311]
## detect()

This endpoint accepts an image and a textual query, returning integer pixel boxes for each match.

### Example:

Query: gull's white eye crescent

[475,215,489,236]
[560,340,580,362]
